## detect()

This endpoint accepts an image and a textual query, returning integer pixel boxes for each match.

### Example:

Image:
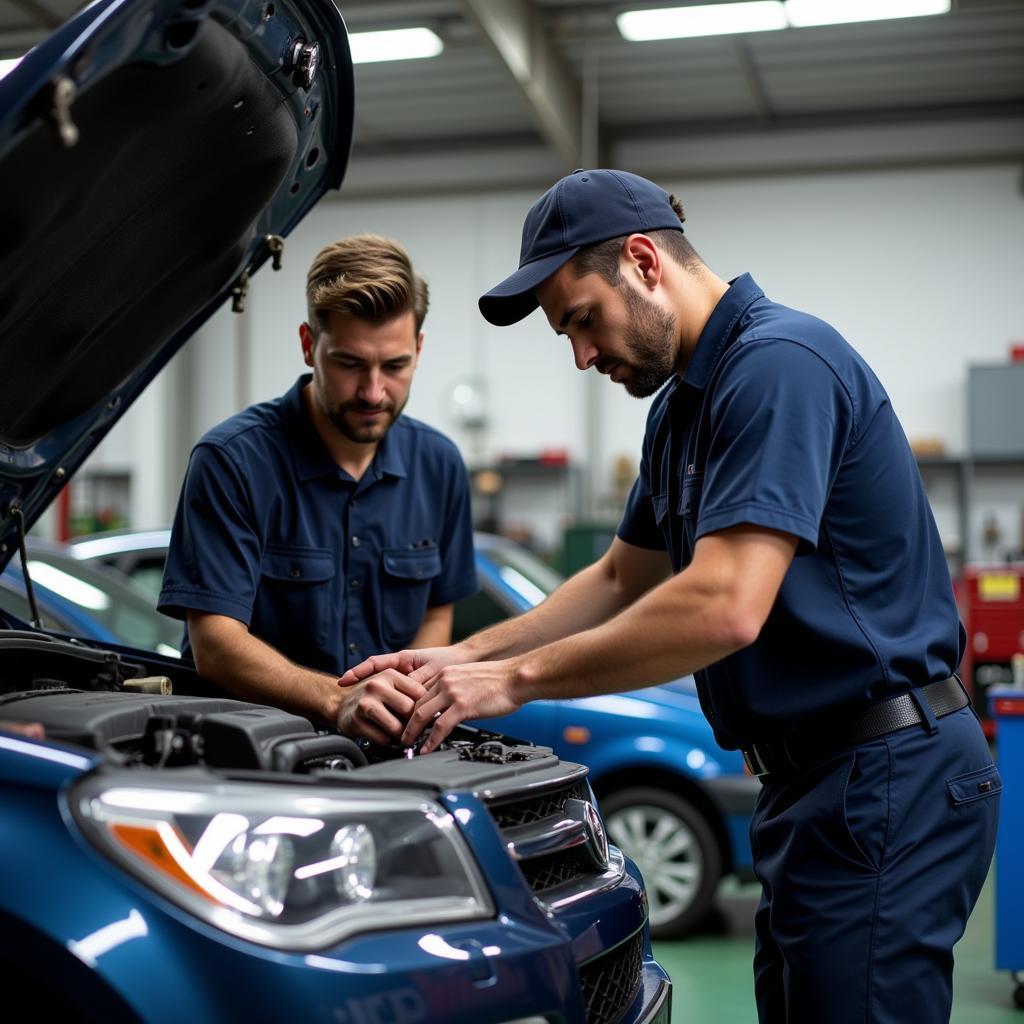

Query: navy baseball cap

[479,168,684,327]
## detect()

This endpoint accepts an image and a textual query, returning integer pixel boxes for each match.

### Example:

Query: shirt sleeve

[429,450,479,606]
[698,338,854,553]
[157,443,262,623]
[616,472,666,550]
[616,414,667,551]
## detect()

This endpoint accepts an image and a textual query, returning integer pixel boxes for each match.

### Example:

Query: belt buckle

[743,744,771,778]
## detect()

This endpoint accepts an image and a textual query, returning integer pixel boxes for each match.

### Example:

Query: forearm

[410,604,453,649]
[188,614,340,723]
[513,567,747,702]
[462,558,636,661]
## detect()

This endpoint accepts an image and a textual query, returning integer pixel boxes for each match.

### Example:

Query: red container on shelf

[957,563,1024,738]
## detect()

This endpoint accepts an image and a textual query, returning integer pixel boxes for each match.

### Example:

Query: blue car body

[0,0,671,1020]
[485,683,755,883]
[0,731,666,1024]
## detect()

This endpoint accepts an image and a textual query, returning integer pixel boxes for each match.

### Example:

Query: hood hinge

[231,235,285,314]
[50,76,80,148]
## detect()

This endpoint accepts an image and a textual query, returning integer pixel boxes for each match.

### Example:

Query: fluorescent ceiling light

[0,56,22,80]
[618,2,787,41]
[785,0,950,27]
[617,0,951,41]
[348,27,443,64]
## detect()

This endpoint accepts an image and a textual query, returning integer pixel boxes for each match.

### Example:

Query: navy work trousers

[750,705,1000,1023]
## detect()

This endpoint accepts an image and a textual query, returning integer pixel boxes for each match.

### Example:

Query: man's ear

[415,331,424,360]
[622,234,661,288]
[299,322,316,367]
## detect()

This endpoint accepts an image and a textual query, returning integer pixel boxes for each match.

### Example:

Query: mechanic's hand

[338,643,470,689]
[335,672,427,745]
[401,659,523,754]
[0,720,45,739]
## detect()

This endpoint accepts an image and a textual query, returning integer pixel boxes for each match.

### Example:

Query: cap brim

[478,248,579,326]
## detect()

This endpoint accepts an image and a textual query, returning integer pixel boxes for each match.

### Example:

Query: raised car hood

[0,0,353,568]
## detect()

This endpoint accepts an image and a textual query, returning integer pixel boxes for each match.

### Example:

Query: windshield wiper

[10,505,42,629]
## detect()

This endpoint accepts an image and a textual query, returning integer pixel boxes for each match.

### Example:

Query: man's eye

[578,313,592,327]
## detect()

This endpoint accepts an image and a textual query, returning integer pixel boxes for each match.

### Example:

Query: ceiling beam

[457,0,583,169]
[732,38,773,122]
[9,0,62,30]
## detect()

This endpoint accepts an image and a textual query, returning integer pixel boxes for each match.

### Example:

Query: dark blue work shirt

[158,375,478,674]
[618,274,964,749]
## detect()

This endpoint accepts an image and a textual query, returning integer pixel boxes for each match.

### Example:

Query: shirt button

[290,567,301,578]
[348,642,357,654]
[349,578,360,591]
[350,498,358,508]
[351,536,361,547]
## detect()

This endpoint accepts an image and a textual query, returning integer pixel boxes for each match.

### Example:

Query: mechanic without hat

[342,170,1000,1023]
[159,235,477,743]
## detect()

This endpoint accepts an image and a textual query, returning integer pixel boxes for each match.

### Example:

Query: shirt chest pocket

[256,544,337,649]
[380,545,442,649]
[680,472,704,519]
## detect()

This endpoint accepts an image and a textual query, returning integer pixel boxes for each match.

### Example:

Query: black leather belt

[741,676,969,779]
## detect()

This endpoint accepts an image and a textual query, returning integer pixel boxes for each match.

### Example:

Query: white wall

[77,154,1024,557]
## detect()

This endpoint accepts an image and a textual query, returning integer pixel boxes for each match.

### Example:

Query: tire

[601,786,722,939]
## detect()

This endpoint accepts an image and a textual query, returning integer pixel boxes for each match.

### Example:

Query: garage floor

[652,868,1020,1022]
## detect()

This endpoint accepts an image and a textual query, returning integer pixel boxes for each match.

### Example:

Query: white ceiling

[4,0,1023,164]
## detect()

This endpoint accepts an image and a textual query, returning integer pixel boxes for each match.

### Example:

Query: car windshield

[15,547,181,656]
[479,538,564,608]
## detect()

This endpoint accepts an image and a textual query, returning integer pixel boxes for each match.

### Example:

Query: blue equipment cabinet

[991,687,1024,1009]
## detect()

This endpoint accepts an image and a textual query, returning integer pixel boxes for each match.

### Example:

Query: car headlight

[71,777,493,951]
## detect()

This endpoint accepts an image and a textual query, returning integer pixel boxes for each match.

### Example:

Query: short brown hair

[571,193,701,286]
[306,234,429,334]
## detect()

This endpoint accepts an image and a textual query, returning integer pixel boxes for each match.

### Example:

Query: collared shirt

[618,274,964,749]
[158,375,478,674]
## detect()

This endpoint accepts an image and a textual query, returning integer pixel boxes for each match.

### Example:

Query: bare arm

[404,526,798,751]
[410,604,453,649]
[340,538,671,686]
[187,612,425,744]
[464,538,672,660]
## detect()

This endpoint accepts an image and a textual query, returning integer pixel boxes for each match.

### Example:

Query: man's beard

[325,397,404,443]
[618,281,678,398]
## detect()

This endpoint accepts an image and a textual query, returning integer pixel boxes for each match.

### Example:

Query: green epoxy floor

[652,871,1021,1022]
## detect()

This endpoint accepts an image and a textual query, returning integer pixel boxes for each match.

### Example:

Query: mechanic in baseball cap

[353,167,987,1024]
[478,168,687,327]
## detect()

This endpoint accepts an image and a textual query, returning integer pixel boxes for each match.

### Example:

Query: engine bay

[0,631,556,788]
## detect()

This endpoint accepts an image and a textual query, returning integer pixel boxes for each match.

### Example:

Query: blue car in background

[0,540,183,656]
[458,534,758,939]
[72,528,759,938]
[0,1,671,1021]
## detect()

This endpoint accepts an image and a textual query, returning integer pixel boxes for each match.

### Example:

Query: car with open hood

[71,526,759,938]
[0,2,670,1021]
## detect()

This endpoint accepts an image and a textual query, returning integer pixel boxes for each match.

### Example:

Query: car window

[478,541,564,607]
[19,550,181,655]
[452,588,510,644]
[126,563,165,600]
[0,580,77,633]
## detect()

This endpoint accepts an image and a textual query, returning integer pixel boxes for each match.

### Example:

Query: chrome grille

[488,779,590,830]
[487,776,598,897]
[579,929,644,1024]
[517,845,595,893]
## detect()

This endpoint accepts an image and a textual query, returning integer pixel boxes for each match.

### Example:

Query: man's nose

[571,338,598,371]
[358,369,385,404]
